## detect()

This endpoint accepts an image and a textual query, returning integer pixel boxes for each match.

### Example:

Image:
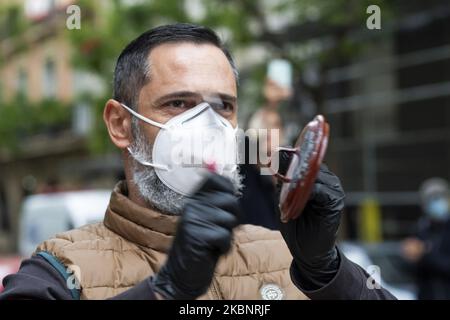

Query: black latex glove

[279,164,345,290]
[151,174,241,299]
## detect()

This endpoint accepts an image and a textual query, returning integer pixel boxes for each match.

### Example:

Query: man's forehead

[145,42,237,95]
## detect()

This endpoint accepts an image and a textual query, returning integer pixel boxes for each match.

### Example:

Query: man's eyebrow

[153,91,201,106]
[153,91,237,105]
[215,93,237,103]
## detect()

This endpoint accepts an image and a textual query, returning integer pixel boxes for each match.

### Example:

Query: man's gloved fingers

[197,225,233,254]
[194,173,235,195]
[315,166,343,192]
[309,181,345,211]
[193,192,241,220]
[309,165,345,204]
[319,163,329,172]
[185,202,239,230]
[310,180,344,202]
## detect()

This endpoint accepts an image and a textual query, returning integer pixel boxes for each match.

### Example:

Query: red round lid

[278,115,329,223]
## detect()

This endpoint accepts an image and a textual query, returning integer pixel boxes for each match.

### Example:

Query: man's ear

[103,99,133,149]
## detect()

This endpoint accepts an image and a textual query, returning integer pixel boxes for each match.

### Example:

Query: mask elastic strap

[127,147,170,171]
[120,103,168,129]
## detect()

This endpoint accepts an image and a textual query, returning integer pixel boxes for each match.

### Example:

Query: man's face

[136,42,238,144]
[127,42,239,214]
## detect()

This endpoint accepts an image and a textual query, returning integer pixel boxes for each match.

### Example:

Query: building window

[43,58,57,98]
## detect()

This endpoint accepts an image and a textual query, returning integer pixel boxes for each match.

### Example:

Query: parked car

[0,190,111,292]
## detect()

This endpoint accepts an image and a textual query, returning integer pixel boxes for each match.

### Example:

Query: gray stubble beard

[128,118,243,216]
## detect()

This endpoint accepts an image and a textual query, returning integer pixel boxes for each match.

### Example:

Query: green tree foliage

[0,99,71,152]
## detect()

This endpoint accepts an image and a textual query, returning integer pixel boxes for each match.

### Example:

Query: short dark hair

[113,23,238,110]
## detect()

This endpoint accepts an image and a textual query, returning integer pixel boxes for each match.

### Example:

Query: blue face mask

[426,198,450,220]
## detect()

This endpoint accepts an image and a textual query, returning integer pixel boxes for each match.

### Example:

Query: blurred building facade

[0,0,74,103]
[318,2,450,240]
[0,0,121,253]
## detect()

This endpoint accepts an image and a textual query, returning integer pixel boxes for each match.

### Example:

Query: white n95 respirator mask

[120,102,238,196]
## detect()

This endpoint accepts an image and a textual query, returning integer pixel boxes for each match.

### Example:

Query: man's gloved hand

[279,164,345,290]
[151,174,241,299]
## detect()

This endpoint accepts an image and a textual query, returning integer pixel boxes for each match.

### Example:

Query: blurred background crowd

[1,0,450,299]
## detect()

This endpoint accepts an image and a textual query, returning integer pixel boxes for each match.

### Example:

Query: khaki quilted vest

[36,181,307,300]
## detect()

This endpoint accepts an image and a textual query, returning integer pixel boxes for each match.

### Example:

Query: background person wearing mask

[402,178,450,299]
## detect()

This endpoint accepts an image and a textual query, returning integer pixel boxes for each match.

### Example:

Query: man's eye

[223,102,234,112]
[211,102,234,112]
[167,100,187,108]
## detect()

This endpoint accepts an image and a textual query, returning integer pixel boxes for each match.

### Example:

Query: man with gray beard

[1,23,395,300]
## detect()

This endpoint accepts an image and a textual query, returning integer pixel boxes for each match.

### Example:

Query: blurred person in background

[247,77,291,146]
[239,77,292,230]
[1,23,395,300]
[38,178,62,194]
[402,178,450,299]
